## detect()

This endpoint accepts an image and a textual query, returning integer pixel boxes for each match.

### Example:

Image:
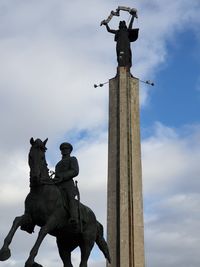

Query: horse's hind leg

[57,239,73,267]
[79,240,94,267]
[95,221,111,263]
[0,215,23,261]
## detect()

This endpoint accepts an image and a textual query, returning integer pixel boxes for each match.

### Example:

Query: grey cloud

[1,0,200,267]
[142,123,200,267]
[145,193,200,267]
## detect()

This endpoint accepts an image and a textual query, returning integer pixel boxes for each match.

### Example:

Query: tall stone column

[107,67,145,267]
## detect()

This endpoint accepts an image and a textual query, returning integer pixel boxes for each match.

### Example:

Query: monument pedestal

[107,67,145,267]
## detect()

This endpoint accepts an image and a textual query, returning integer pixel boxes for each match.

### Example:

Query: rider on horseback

[54,142,79,228]
[0,138,111,266]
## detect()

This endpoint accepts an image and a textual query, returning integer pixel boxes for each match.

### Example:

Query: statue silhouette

[103,14,139,68]
[54,142,79,230]
[0,138,111,267]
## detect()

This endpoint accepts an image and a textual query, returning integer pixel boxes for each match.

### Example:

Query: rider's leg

[69,199,78,222]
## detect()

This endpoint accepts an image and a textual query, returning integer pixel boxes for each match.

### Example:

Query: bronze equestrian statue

[0,138,111,267]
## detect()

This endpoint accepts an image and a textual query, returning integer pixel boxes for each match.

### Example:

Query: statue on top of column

[101,6,139,69]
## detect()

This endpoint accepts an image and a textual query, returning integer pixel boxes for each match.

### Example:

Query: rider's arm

[62,157,79,181]
[54,164,63,182]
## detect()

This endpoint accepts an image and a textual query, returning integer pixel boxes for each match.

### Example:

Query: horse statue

[0,138,111,267]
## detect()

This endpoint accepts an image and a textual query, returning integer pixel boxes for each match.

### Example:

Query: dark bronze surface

[0,138,111,267]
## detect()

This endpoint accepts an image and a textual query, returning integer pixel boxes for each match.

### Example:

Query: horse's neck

[40,166,53,183]
[29,165,52,187]
[41,166,49,179]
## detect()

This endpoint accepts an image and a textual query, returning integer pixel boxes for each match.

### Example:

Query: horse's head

[29,137,49,185]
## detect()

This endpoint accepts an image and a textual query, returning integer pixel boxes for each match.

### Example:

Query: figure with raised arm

[102,10,139,68]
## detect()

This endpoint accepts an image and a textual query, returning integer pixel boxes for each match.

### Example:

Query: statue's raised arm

[103,22,117,34]
[100,6,138,26]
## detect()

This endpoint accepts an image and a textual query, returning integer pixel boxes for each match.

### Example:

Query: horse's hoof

[25,261,43,267]
[0,247,11,261]
[32,262,43,267]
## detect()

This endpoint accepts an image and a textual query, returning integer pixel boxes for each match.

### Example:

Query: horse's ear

[43,138,48,146]
[30,137,35,145]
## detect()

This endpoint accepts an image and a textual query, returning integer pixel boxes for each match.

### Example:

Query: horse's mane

[29,138,54,186]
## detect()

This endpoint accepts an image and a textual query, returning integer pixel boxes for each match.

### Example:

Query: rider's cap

[60,142,73,152]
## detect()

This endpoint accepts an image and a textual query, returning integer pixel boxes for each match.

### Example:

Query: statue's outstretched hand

[130,9,138,18]
[100,20,107,26]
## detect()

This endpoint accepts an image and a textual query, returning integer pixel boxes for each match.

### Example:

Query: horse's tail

[95,221,111,263]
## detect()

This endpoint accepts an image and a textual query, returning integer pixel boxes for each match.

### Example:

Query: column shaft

[107,67,145,267]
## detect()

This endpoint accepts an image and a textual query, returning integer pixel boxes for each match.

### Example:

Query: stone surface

[107,67,145,267]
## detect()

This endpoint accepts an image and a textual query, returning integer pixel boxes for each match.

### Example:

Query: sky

[0,0,200,266]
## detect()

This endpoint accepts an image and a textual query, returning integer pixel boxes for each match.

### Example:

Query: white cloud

[0,0,200,153]
[142,123,200,196]
[1,0,200,267]
[143,123,200,267]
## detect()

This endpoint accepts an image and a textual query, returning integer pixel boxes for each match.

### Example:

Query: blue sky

[0,1,200,267]
[141,28,200,130]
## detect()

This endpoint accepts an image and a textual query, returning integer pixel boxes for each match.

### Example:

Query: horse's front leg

[0,215,24,261]
[24,217,56,267]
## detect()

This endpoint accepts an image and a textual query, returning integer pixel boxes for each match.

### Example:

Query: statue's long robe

[115,28,139,68]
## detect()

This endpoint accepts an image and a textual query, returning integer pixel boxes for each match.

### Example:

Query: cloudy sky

[0,0,200,266]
